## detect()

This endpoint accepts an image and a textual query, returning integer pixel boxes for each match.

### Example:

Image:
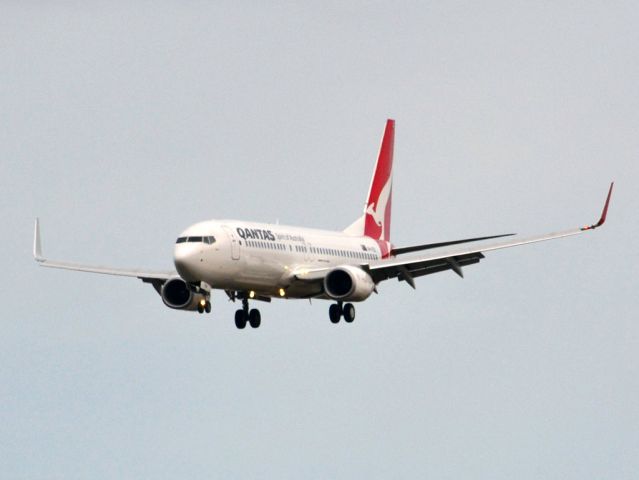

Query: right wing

[33,218,175,285]
[368,182,614,288]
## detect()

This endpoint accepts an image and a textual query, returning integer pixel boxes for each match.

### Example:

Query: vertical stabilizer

[364,119,394,242]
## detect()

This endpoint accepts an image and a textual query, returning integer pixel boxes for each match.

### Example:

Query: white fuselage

[174,220,384,299]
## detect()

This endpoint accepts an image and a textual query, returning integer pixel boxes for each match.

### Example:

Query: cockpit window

[176,236,216,244]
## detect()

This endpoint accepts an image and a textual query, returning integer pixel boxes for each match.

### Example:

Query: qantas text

[236,228,276,241]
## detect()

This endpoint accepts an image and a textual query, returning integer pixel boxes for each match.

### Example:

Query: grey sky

[1,2,637,478]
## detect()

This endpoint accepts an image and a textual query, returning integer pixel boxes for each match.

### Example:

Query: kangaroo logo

[366,175,392,228]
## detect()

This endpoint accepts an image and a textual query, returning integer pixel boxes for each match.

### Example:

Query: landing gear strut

[235,297,261,329]
[329,301,355,324]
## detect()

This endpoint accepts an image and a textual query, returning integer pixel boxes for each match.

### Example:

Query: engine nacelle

[324,265,375,302]
[161,277,206,311]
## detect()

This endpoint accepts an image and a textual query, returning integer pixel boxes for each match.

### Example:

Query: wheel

[249,309,261,328]
[197,303,204,314]
[234,309,247,329]
[205,301,211,313]
[329,303,341,323]
[343,303,355,323]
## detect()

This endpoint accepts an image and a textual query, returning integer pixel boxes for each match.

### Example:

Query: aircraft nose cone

[173,244,199,281]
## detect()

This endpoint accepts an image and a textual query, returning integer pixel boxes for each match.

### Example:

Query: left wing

[33,218,175,282]
[368,182,613,288]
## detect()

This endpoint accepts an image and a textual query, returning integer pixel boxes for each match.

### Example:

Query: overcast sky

[1,2,638,478]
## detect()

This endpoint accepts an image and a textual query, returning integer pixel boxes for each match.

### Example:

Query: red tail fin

[364,119,394,242]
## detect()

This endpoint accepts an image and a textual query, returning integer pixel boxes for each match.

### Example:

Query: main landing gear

[329,301,355,324]
[235,298,261,329]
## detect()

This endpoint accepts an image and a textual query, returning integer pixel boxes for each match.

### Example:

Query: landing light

[249,291,255,299]
[199,299,206,307]
[278,288,286,297]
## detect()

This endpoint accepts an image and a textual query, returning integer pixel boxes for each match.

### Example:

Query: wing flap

[370,252,484,284]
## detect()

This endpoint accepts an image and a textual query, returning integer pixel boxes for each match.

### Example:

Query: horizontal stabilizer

[391,233,515,256]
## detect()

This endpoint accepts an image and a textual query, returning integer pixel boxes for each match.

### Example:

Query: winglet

[34,218,44,261]
[581,182,614,231]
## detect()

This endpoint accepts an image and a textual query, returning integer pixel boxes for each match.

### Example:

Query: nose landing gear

[196,282,212,314]
[197,299,212,314]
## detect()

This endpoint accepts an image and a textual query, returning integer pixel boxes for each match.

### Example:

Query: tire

[249,309,261,328]
[329,304,341,324]
[234,309,247,329]
[205,301,211,314]
[343,303,355,323]
[197,303,204,314]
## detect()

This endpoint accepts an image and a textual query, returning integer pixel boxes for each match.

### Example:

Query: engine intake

[161,277,206,311]
[324,265,375,301]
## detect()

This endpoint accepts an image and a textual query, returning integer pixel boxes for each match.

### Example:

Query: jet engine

[323,265,375,301]
[161,277,206,310]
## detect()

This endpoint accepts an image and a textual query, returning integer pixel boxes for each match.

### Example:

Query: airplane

[33,119,613,329]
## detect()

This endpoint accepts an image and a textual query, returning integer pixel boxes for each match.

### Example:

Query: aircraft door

[222,226,240,260]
